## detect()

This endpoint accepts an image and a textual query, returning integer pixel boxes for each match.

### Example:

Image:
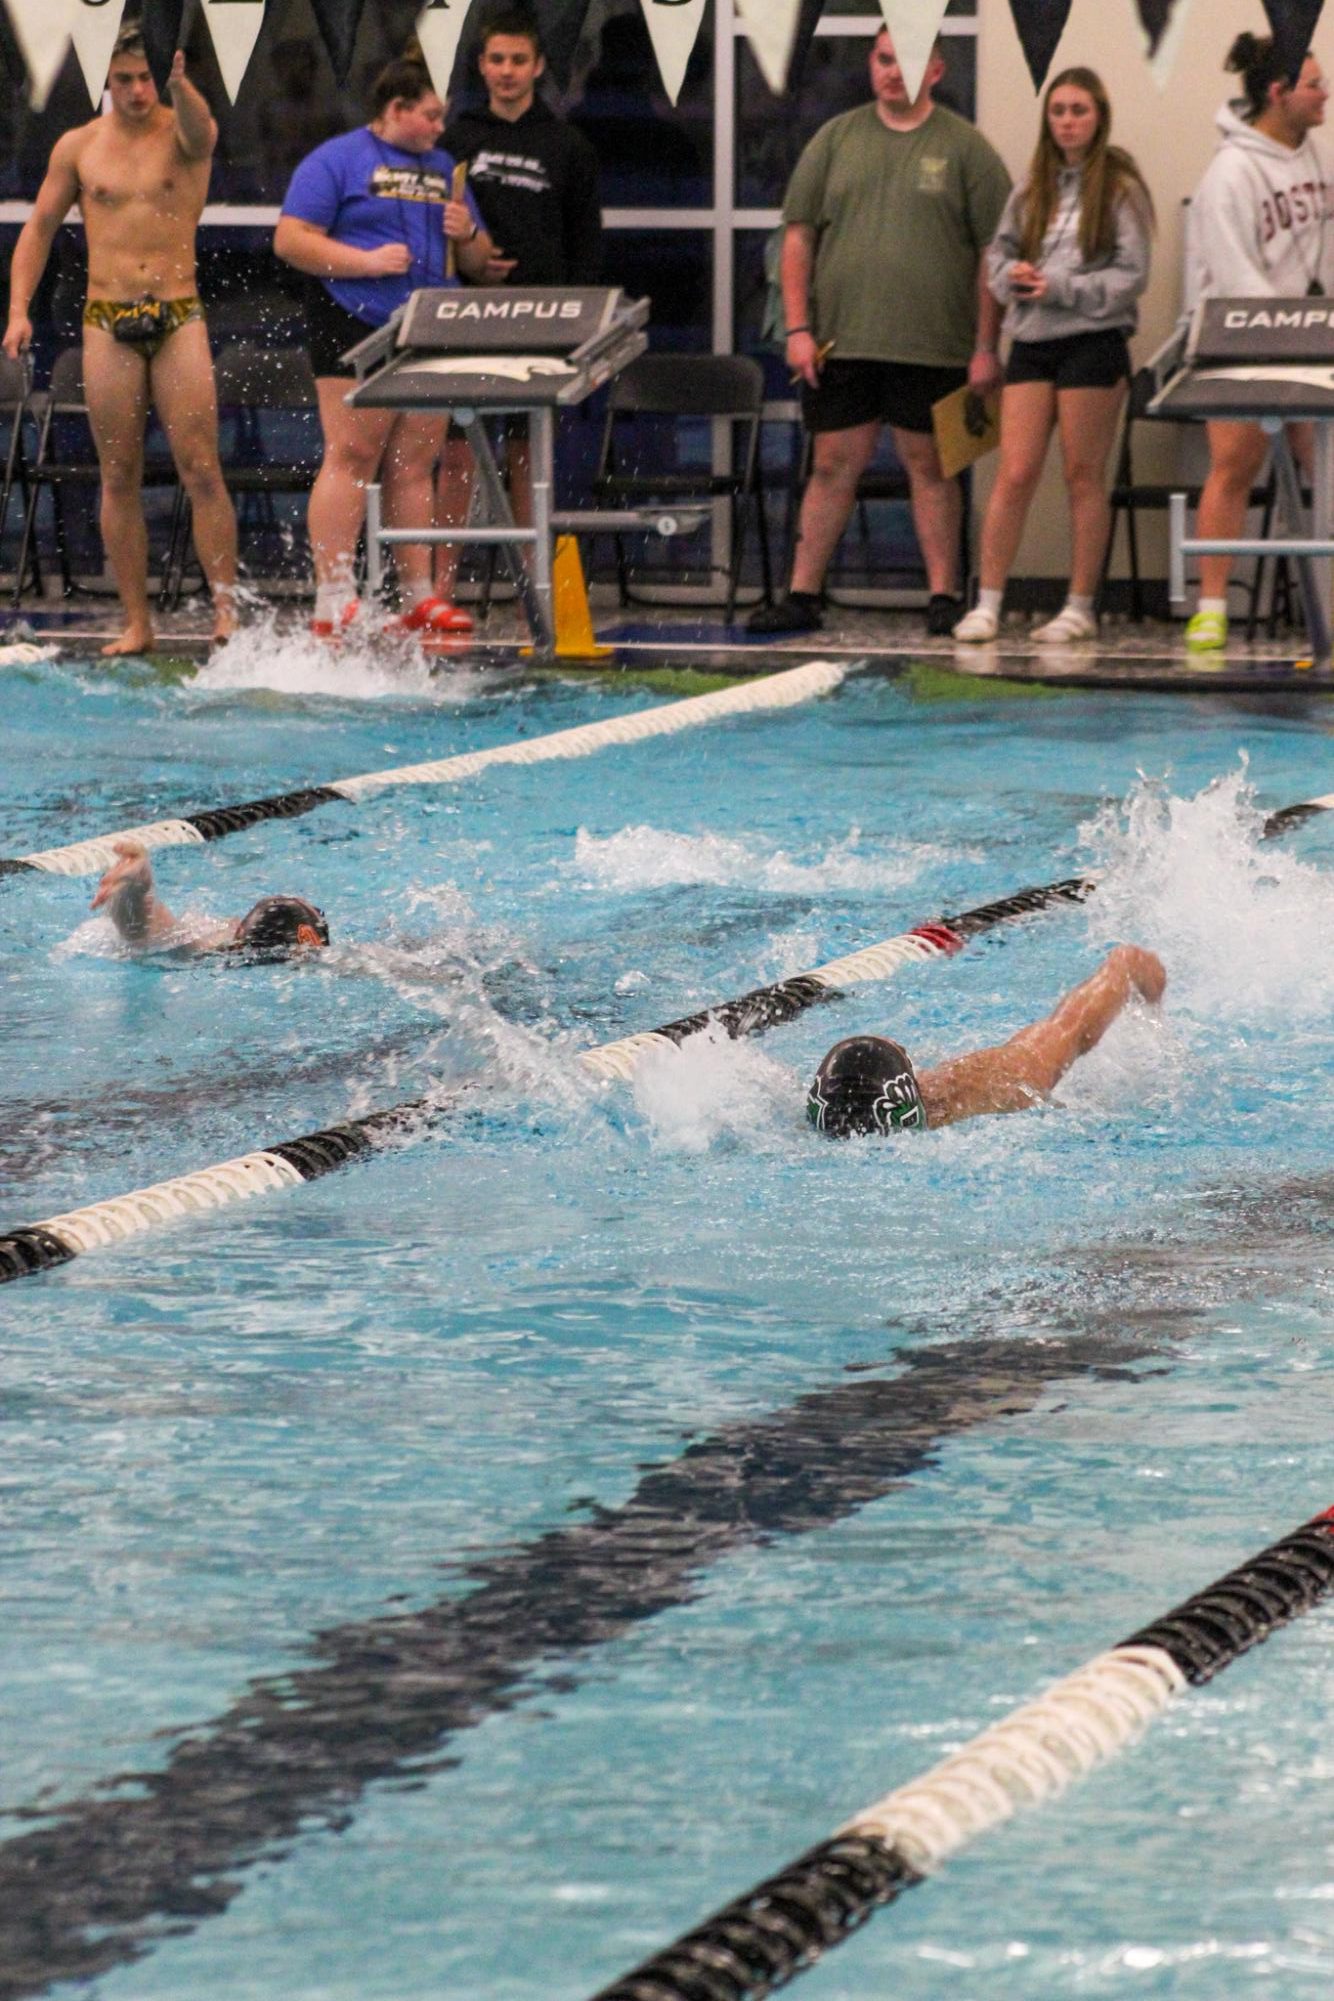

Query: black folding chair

[1098,365,1274,623]
[11,347,181,607]
[591,353,773,621]
[0,354,42,597]
[162,342,321,604]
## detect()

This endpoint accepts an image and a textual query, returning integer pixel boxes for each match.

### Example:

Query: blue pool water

[2,631,1334,1999]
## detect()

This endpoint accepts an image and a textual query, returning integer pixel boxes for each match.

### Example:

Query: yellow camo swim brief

[82,296,204,361]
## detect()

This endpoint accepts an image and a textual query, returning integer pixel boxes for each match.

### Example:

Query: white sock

[404,580,434,611]
[976,587,1003,618]
[1198,596,1228,617]
[1066,593,1094,616]
[314,582,345,623]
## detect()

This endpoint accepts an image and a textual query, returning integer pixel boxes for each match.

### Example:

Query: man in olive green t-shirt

[750,32,1010,638]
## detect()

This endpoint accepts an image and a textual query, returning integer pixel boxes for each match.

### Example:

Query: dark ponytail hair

[370,55,436,116]
[1226,31,1304,121]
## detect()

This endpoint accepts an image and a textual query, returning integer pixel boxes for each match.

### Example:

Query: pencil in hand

[790,338,835,384]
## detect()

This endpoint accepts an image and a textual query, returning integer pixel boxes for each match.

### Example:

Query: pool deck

[4,597,1332,695]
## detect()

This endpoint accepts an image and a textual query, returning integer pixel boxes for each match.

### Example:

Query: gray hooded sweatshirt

[1186,99,1334,306]
[985,163,1151,342]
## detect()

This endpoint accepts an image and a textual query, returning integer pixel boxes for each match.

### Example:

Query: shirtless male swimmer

[808,944,1166,1134]
[3,28,237,656]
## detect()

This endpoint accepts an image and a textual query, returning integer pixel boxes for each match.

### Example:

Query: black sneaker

[925,593,963,637]
[746,592,823,635]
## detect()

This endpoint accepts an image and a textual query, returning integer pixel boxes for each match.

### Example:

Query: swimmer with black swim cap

[807,944,1166,1133]
[91,839,329,956]
[807,1035,926,1135]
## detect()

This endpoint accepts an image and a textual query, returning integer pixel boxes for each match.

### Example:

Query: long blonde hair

[1017,66,1154,265]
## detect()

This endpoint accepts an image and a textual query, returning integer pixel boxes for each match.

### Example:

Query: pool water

[2,630,1333,1999]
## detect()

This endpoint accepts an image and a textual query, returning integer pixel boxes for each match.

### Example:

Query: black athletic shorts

[1005,327,1131,391]
[801,358,968,437]
[304,284,380,379]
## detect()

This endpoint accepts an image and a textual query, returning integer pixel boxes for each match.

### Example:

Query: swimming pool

[2,629,1333,1999]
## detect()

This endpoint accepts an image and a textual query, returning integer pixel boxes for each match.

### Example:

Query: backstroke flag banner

[201,0,267,103]
[1006,0,1074,89]
[11,0,1327,108]
[734,0,803,96]
[5,0,79,109]
[1263,0,1328,78]
[877,0,950,102]
[70,0,126,106]
[307,0,365,86]
[416,0,474,101]
[1133,0,1193,89]
[638,0,707,105]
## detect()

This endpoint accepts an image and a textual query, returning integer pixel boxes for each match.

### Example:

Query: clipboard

[445,162,468,279]
[932,384,1000,479]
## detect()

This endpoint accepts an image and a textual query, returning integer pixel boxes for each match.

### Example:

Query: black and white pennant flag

[4,0,77,109]
[1006,0,1074,90]
[734,0,804,95]
[415,0,475,101]
[1133,0,1191,88]
[1263,0,1327,80]
[309,0,365,86]
[639,0,707,106]
[200,0,266,103]
[70,0,126,106]
[877,0,950,103]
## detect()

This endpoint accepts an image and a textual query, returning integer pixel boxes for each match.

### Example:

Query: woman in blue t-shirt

[275,56,492,636]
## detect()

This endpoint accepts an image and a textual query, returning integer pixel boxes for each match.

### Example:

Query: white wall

[975,0,1302,580]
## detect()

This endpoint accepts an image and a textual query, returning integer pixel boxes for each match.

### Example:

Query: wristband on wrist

[787,325,810,336]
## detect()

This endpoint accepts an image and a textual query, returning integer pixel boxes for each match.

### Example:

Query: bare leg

[1056,379,1126,597]
[1197,420,1270,600]
[433,427,475,599]
[789,421,880,595]
[892,424,962,597]
[150,319,238,641]
[82,328,154,654]
[308,380,395,595]
[976,380,1056,591]
[380,410,447,602]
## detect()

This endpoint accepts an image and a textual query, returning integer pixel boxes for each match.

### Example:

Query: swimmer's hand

[91,839,178,946]
[1108,943,1166,1005]
[168,50,187,92]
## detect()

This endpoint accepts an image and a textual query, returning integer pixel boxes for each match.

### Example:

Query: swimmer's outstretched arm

[91,840,182,946]
[917,944,1166,1128]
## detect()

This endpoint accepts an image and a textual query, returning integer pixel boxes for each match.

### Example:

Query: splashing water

[573,823,965,895]
[1083,766,1334,1026]
[192,603,478,702]
[630,1024,796,1154]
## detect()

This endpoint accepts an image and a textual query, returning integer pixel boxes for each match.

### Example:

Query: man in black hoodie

[435,6,604,598]
[444,6,602,289]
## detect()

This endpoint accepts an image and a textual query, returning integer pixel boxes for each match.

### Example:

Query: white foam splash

[573,824,952,895]
[0,640,59,666]
[193,604,481,702]
[1082,766,1334,1025]
[630,1024,794,1153]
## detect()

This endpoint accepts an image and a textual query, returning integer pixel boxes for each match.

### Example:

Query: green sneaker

[1185,608,1228,655]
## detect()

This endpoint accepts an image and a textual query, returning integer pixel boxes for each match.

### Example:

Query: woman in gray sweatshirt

[955,67,1153,646]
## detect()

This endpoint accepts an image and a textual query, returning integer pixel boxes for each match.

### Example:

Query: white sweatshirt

[1187,99,1334,305]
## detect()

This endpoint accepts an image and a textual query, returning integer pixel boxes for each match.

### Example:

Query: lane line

[2,659,847,879]
[586,1509,1334,2001]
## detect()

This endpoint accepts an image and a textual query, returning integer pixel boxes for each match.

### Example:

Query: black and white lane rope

[0,874,1094,1285]
[585,1507,1334,2001]
[0,660,847,881]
